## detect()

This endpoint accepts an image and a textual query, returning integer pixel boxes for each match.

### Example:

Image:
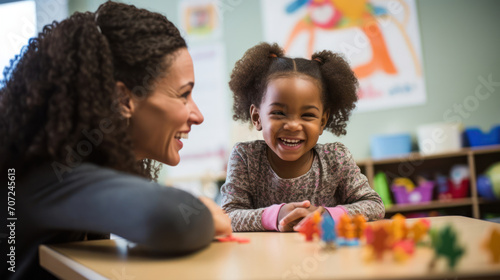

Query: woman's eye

[181,91,190,99]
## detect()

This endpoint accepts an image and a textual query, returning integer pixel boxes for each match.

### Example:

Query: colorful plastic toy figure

[298,216,317,241]
[431,225,465,269]
[409,219,430,244]
[483,228,500,263]
[353,214,367,239]
[320,213,336,247]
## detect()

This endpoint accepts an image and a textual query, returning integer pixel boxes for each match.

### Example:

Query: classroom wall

[68,0,500,160]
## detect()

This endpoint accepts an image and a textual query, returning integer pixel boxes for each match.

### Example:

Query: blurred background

[1,1,500,211]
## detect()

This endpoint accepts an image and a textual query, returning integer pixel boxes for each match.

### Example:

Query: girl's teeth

[281,138,301,146]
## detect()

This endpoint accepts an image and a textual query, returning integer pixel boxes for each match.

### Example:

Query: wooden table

[40,216,500,280]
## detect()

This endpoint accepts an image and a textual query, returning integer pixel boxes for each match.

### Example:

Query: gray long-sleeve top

[1,162,214,280]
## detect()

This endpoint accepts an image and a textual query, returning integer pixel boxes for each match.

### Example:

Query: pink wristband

[325,206,347,224]
[262,203,285,231]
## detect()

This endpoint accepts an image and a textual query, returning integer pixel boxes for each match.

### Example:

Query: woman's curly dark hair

[0,1,187,180]
[229,42,358,136]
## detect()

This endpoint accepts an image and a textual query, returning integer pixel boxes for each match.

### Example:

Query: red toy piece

[371,225,390,260]
[216,235,250,243]
[298,216,317,241]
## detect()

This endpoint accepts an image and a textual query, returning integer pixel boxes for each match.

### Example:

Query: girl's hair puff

[229,42,358,136]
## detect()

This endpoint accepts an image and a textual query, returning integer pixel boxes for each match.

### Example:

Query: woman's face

[130,48,203,166]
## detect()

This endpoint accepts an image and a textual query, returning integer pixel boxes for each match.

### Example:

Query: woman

[0,2,231,279]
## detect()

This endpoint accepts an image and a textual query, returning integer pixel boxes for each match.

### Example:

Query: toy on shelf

[448,165,470,199]
[477,162,500,200]
[464,124,500,147]
[373,171,393,208]
[391,177,434,204]
[482,228,500,263]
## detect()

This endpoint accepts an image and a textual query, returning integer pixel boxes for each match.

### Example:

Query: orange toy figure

[337,214,352,238]
[389,213,408,242]
[353,214,367,239]
[483,228,500,263]
[409,219,430,244]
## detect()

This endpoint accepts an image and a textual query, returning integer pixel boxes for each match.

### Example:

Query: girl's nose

[188,99,204,125]
[284,119,301,131]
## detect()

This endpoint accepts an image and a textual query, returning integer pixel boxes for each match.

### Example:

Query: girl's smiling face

[251,76,328,163]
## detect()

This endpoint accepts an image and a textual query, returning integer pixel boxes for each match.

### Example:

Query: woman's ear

[116,81,135,119]
[319,110,330,135]
[250,104,262,131]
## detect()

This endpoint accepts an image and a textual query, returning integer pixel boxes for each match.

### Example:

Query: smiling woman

[125,49,204,166]
[0,1,230,279]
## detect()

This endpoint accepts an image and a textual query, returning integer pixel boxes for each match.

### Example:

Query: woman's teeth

[280,138,302,146]
[175,132,189,139]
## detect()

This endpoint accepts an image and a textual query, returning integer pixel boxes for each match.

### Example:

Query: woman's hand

[277,200,319,232]
[198,196,232,237]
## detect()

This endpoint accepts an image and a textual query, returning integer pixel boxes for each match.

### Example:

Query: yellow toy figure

[409,219,430,244]
[283,0,421,79]
[483,228,500,263]
[389,213,408,242]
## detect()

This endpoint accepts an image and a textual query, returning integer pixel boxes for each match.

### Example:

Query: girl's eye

[271,111,285,116]
[303,113,317,118]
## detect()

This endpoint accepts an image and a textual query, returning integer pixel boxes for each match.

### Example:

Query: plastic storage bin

[417,122,462,155]
[391,181,434,204]
[464,125,500,147]
[370,133,411,159]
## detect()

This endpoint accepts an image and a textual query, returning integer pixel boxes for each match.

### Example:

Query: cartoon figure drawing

[284,0,421,79]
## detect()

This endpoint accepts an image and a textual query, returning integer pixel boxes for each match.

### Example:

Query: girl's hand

[198,196,232,237]
[278,200,319,232]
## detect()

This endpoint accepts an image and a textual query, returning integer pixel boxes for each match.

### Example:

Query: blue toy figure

[321,213,336,244]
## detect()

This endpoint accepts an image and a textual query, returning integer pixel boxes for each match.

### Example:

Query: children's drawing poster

[261,0,426,112]
[179,0,222,42]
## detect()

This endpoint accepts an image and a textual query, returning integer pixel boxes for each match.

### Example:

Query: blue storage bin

[464,125,500,147]
[370,133,412,159]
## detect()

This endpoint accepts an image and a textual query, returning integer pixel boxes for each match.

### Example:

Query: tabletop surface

[40,216,500,280]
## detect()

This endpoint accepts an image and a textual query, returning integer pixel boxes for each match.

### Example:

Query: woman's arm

[20,163,215,254]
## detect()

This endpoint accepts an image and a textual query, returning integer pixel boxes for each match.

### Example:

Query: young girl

[221,43,385,232]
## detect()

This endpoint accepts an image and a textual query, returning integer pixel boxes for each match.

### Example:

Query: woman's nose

[188,99,204,125]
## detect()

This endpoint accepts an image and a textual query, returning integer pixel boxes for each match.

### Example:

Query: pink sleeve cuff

[325,206,347,224]
[261,203,285,231]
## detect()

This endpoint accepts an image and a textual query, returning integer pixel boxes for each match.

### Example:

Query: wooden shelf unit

[357,145,500,219]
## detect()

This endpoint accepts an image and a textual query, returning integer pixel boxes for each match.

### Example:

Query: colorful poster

[261,0,426,112]
[179,0,223,42]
